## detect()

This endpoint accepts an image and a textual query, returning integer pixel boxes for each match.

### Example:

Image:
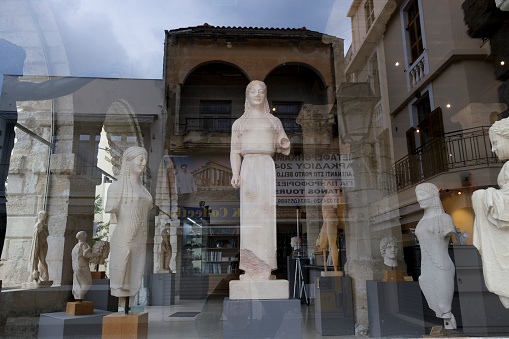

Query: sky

[39,0,353,79]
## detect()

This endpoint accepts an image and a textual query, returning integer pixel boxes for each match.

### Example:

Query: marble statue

[72,231,94,300]
[318,181,341,271]
[90,240,110,268]
[105,146,153,309]
[159,226,172,272]
[415,183,457,329]
[230,80,290,297]
[472,118,509,308]
[27,211,50,284]
[380,236,399,268]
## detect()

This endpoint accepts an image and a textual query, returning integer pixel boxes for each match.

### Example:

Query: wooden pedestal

[91,271,106,279]
[382,270,404,282]
[423,326,467,337]
[102,312,148,339]
[66,301,94,315]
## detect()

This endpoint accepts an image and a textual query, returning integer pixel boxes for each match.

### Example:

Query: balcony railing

[390,126,499,193]
[183,117,303,133]
[407,52,428,89]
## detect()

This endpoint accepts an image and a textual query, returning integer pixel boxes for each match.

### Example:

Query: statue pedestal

[367,280,425,337]
[23,280,53,289]
[229,279,289,300]
[102,312,148,339]
[223,298,301,338]
[149,273,175,306]
[382,270,404,282]
[38,310,110,339]
[314,275,354,336]
[91,271,106,279]
[85,279,118,312]
[66,301,94,315]
[321,270,343,277]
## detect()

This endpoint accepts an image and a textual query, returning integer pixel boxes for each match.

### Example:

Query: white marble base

[229,279,289,300]
[321,271,343,277]
[22,280,53,289]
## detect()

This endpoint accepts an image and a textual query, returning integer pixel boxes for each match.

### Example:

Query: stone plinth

[85,279,118,312]
[102,312,148,339]
[149,273,175,306]
[314,275,354,336]
[229,279,289,300]
[38,310,110,339]
[66,301,94,316]
[366,280,425,338]
[223,298,302,339]
[321,270,343,277]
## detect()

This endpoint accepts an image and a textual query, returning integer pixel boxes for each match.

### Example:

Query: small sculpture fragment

[72,231,94,300]
[90,240,110,268]
[159,226,172,272]
[472,118,509,308]
[415,183,457,329]
[105,146,153,311]
[27,211,51,285]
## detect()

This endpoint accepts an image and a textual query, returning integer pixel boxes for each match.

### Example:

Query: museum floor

[146,295,357,338]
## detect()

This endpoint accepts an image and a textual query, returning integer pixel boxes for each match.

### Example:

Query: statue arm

[275,120,291,155]
[230,123,242,189]
[105,182,121,214]
[442,214,457,239]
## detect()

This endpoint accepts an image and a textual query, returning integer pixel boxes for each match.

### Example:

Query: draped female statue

[415,183,457,329]
[472,118,509,308]
[72,231,94,300]
[106,146,152,309]
[230,80,290,281]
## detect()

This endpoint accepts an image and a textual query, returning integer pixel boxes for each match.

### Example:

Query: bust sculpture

[27,211,50,284]
[72,231,94,300]
[159,226,172,272]
[415,183,457,329]
[230,80,290,282]
[105,146,153,310]
[472,118,509,308]
[380,236,399,268]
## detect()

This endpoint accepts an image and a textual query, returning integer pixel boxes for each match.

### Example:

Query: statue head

[380,236,399,267]
[244,80,270,113]
[76,231,87,242]
[121,146,147,178]
[489,118,509,160]
[415,183,441,211]
[37,210,47,222]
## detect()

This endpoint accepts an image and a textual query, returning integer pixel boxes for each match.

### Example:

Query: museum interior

[1,0,509,338]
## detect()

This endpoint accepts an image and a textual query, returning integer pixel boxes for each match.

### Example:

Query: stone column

[336,83,386,331]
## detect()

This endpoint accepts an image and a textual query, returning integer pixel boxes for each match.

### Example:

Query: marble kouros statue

[105,146,153,309]
[415,183,457,329]
[230,80,290,299]
[318,180,341,273]
[159,226,172,272]
[380,236,399,268]
[472,118,509,308]
[27,211,51,286]
[72,231,95,300]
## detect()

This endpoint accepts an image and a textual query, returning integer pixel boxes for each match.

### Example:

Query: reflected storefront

[1,0,509,338]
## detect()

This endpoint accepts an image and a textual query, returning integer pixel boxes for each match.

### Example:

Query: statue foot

[443,313,457,329]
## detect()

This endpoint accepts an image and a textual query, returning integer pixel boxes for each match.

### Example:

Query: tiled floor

[146,295,358,339]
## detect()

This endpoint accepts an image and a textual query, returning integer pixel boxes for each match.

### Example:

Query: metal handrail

[389,126,499,193]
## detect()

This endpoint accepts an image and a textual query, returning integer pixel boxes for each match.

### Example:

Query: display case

[203,225,240,294]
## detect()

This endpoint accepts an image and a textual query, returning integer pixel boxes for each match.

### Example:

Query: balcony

[407,52,428,90]
[390,127,499,193]
[182,117,303,133]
